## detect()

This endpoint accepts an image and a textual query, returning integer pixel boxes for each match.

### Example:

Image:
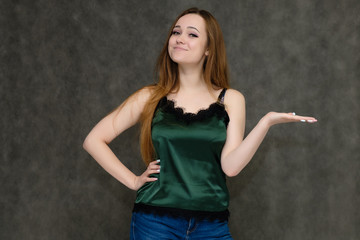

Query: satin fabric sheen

[135,96,229,213]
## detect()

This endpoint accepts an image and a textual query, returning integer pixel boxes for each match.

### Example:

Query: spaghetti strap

[217,88,227,104]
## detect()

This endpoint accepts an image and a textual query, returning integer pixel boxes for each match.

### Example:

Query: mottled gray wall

[1,0,359,239]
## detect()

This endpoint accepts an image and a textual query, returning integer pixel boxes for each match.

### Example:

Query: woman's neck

[178,64,207,93]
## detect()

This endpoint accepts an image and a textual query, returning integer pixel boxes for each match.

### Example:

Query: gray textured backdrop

[1,0,359,239]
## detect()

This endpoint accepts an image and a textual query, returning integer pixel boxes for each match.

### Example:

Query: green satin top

[135,89,230,213]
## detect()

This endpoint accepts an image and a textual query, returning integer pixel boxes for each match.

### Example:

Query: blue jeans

[130,211,233,240]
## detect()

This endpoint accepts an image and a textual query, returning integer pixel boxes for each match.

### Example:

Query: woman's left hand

[262,112,318,127]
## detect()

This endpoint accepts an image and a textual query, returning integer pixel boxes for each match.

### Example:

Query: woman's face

[168,14,209,66]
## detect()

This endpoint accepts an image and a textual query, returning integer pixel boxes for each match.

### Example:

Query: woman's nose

[176,35,185,44]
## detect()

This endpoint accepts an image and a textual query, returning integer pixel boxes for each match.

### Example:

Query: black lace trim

[156,97,230,126]
[133,203,229,222]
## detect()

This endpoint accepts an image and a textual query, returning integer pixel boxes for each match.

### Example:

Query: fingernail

[307,120,314,123]
[300,119,306,122]
[156,159,160,162]
[157,169,160,172]
[292,112,296,116]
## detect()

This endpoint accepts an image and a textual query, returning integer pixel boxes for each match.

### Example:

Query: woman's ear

[205,49,209,56]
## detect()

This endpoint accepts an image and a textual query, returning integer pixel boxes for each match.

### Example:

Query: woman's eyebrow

[188,26,200,33]
[174,25,200,33]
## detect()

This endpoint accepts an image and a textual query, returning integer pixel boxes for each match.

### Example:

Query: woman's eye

[189,33,198,38]
[172,31,180,35]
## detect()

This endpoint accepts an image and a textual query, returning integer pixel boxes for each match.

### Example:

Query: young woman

[83,7,317,239]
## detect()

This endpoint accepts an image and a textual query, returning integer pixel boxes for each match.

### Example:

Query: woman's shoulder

[224,88,245,104]
[223,88,245,117]
[130,85,156,103]
[138,84,156,96]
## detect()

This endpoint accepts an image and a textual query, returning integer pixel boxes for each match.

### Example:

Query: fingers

[289,112,317,123]
[295,115,317,123]
[146,177,158,182]
[147,159,161,172]
[148,159,160,166]
[143,159,161,182]
[299,119,317,123]
[133,160,161,190]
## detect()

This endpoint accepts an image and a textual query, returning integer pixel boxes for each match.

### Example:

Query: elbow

[83,134,93,151]
[225,172,239,178]
[223,168,241,178]
[83,134,108,152]
[225,172,237,178]
[82,137,89,151]
[222,159,242,177]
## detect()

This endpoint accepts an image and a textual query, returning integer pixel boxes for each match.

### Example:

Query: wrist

[131,175,139,191]
[121,174,138,191]
[259,114,272,129]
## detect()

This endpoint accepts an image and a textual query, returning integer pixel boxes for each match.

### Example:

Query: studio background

[1,0,359,239]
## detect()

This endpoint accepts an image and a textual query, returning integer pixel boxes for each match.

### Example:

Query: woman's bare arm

[83,87,160,190]
[221,89,317,177]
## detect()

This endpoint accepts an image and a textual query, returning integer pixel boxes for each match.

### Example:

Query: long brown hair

[140,7,230,164]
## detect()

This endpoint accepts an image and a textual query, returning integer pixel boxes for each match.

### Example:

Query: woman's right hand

[133,160,160,191]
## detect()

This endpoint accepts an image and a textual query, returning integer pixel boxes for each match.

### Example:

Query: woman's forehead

[175,14,205,32]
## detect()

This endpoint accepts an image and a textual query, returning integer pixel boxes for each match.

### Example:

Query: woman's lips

[174,47,187,51]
